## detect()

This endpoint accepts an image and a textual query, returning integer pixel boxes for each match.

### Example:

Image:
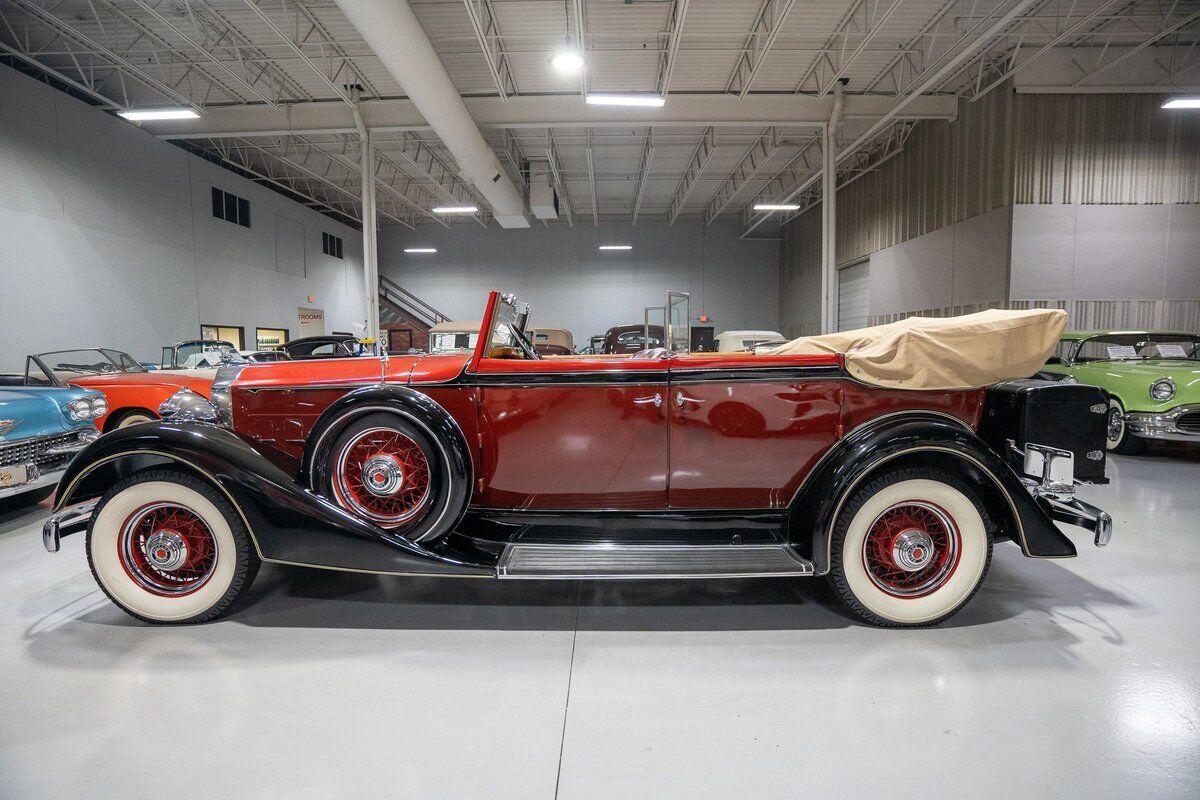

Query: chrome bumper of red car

[1037,494,1113,548]
[42,501,96,553]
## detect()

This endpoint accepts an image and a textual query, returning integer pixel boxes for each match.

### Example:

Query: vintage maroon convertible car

[44,291,1112,627]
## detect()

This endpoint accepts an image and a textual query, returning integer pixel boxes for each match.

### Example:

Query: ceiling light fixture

[754,203,801,211]
[585,93,665,108]
[404,248,437,254]
[550,51,585,73]
[1162,97,1200,109]
[432,205,478,214]
[117,108,200,121]
[599,244,632,251]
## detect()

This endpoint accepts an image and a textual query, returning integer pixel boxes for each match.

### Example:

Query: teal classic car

[0,383,105,504]
[1040,331,1200,453]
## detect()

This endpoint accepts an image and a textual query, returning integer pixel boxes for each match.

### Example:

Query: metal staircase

[378,274,450,331]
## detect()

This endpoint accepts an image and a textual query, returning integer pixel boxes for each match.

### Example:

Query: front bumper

[0,464,61,500]
[1124,404,1200,443]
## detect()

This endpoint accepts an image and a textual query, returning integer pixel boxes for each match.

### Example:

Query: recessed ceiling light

[432,205,478,214]
[754,203,801,211]
[118,108,200,121]
[585,93,665,108]
[1162,97,1200,109]
[404,248,437,254]
[550,51,585,73]
[599,244,632,251]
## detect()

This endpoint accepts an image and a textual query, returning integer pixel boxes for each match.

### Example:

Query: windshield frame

[1067,333,1200,365]
[29,348,146,385]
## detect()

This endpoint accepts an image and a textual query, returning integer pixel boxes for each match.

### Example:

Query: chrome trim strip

[0,464,61,500]
[496,541,815,580]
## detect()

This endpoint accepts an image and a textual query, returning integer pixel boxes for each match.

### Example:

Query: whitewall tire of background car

[1105,397,1143,454]
[114,410,155,429]
[829,468,992,627]
[86,470,259,624]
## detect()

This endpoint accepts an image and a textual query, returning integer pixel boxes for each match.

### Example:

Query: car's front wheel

[86,469,260,624]
[1106,397,1143,454]
[828,467,992,627]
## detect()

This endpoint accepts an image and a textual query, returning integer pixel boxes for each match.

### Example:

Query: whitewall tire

[86,470,259,624]
[114,410,156,429]
[1105,397,1143,455]
[829,468,992,627]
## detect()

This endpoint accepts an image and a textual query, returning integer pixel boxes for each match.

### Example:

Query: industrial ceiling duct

[332,0,529,228]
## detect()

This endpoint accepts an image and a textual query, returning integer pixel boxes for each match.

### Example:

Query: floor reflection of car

[7,348,215,431]
[428,321,480,354]
[715,329,787,353]
[281,335,366,359]
[0,383,103,506]
[603,324,665,354]
[1040,330,1200,454]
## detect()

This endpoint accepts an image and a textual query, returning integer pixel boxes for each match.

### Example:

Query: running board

[496,543,814,579]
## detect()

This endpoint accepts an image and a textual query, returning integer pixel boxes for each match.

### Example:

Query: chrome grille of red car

[1178,412,1200,433]
[0,431,79,467]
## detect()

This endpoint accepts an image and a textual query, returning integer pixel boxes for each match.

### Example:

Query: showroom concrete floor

[1,449,1198,799]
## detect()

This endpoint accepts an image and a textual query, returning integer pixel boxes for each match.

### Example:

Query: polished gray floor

[2,448,1198,799]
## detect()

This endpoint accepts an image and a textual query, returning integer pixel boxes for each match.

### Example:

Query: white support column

[359,124,380,351]
[821,84,843,334]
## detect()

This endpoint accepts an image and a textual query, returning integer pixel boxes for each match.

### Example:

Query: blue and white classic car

[0,384,105,505]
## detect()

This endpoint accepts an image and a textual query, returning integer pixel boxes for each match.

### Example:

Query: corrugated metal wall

[1013,93,1200,205]
[871,299,1200,331]
[836,87,1013,264]
[778,206,822,338]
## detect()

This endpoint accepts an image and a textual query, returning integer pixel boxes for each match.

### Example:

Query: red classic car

[44,292,1113,627]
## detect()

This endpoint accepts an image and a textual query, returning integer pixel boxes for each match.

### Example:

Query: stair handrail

[378,275,450,326]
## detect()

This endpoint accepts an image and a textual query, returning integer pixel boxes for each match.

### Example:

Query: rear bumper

[1037,494,1113,548]
[1124,404,1200,443]
[43,501,96,553]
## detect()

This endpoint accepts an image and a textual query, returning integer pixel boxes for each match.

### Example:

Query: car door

[666,354,843,510]
[473,357,670,510]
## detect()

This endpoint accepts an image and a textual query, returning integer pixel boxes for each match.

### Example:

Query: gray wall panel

[1165,204,1200,298]
[1071,205,1169,300]
[1009,204,1077,299]
[951,208,1010,307]
[378,220,779,342]
[0,65,364,371]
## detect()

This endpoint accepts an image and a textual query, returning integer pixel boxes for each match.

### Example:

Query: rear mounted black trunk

[978,379,1110,483]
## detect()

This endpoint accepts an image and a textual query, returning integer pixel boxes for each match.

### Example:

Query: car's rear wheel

[1106,397,1143,454]
[321,412,462,542]
[828,467,992,627]
[86,469,259,624]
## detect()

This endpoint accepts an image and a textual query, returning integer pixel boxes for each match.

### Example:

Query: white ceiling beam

[796,0,905,97]
[1073,9,1200,86]
[461,0,518,100]
[632,131,655,226]
[240,0,353,106]
[704,127,780,225]
[545,132,574,227]
[727,0,797,97]
[656,0,691,97]
[667,127,716,224]
[586,132,598,226]
[145,94,960,138]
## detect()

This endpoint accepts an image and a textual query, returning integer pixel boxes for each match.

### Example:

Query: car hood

[0,386,97,441]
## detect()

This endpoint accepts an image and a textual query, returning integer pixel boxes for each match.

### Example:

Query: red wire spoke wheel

[861,501,961,598]
[117,502,219,597]
[332,427,432,527]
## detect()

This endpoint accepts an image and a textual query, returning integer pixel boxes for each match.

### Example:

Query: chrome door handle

[633,393,663,408]
[675,392,705,407]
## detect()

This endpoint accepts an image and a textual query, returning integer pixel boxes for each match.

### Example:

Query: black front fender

[788,413,1077,574]
[54,422,489,576]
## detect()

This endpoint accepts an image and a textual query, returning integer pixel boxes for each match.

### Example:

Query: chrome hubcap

[361,455,405,497]
[1107,408,1123,442]
[891,529,935,572]
[143,530,188,571]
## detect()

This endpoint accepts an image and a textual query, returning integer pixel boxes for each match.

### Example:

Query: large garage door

[837,261,870,332]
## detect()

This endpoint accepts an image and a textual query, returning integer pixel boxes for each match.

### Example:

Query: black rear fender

[788,413,1076,574]
[54,422,488,576]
